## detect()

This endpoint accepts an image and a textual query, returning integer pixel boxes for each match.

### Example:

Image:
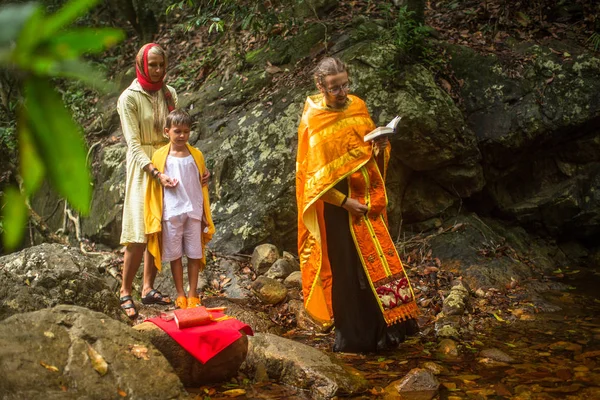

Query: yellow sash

[145,143,215,271]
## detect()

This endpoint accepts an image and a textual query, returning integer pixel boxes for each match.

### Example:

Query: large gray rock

[449,43,600,241]
[244,333,368,399]
[0,243,124,322]
[186,72,304,254]
[30,144,126,249]
[81,144,127,247]
[344,42,483,231]
[134,321,249,386]
[0,305,187,399]
[426,213,565,290]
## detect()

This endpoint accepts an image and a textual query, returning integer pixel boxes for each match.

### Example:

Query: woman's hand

[159,173,178,188]
[201,169,211,186]
[343,198,368,217]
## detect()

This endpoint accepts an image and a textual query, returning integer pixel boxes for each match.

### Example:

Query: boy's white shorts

[161,214,203,262]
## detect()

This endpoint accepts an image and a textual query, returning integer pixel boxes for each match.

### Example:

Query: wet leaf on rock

[129,344,150,360]
[87,344,108,376]
[40,361,59,372]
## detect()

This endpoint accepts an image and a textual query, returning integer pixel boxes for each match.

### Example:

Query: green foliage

[0,126,17,153]
[166,0,286,35]
[1,187,27,250]
[587,32,600,52]
[386,5,431,57]
[0,0,124,251]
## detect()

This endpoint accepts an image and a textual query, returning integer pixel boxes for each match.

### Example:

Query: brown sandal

[141,289,172,305]
[120,295,138,319]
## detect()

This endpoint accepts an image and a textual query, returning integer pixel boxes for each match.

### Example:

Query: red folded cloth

[173,307,214,329]
[148,312,253,363]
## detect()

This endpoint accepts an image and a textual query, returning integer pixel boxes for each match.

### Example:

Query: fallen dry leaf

[369,387,385,395]
[129,344,150,360]
[117,388,127,397]
[40,361,59,372]
[440,78,452,92]
[88,344,108,376]
[222,388,246,397]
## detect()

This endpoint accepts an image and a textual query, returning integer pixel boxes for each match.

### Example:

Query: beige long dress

[117,79,178,245]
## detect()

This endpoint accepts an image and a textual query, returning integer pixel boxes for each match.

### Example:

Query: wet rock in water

[244,333,368,399]
[436,338,460,359]
[0,243,125,323]
[421,361,448,375]
[264,258,295,280]
[477,358,511,368]
[288,299,330,333]
[284,270,303,289]
[426,214,560,290]
[435,325,460,339]
[0,305,187,399]
[202,297,282,334]
[384,368,440,400]
[135,321,249,386]
[549,341,583,353]
[442,283,469,315]
[251,244,280,275]
[251,276,288,304]
[529,294,564,313]
[434,314,461,338]
[479,348,516,363]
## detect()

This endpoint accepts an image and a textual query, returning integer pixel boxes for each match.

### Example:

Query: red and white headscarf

[135,43,176,133]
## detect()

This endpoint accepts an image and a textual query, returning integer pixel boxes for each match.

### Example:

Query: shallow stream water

[190,267,600,399]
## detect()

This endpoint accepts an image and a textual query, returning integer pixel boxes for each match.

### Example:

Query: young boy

[145,109,214,309]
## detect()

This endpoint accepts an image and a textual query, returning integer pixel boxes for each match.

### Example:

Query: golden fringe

[383,301,420,326]
[212,316,233,322]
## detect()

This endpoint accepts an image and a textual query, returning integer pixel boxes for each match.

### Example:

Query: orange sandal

[188,297,201,308]
[175,296,187,309]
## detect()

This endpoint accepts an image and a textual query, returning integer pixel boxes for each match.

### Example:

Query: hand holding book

[363,115,402,142]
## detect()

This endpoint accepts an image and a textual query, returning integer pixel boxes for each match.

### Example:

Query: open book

[363,115,402,142]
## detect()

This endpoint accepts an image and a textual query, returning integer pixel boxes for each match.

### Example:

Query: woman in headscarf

[117,43,205,318]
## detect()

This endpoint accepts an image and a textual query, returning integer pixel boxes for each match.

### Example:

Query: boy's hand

[160,173,178,188]
[201,170,211,186]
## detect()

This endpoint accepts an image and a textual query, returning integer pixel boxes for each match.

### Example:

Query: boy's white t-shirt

[162,155,203,221]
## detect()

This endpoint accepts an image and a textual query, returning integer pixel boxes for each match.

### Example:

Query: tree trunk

[108,0,158,43]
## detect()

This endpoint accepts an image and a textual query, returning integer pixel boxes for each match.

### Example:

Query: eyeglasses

[325,83,351,95]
